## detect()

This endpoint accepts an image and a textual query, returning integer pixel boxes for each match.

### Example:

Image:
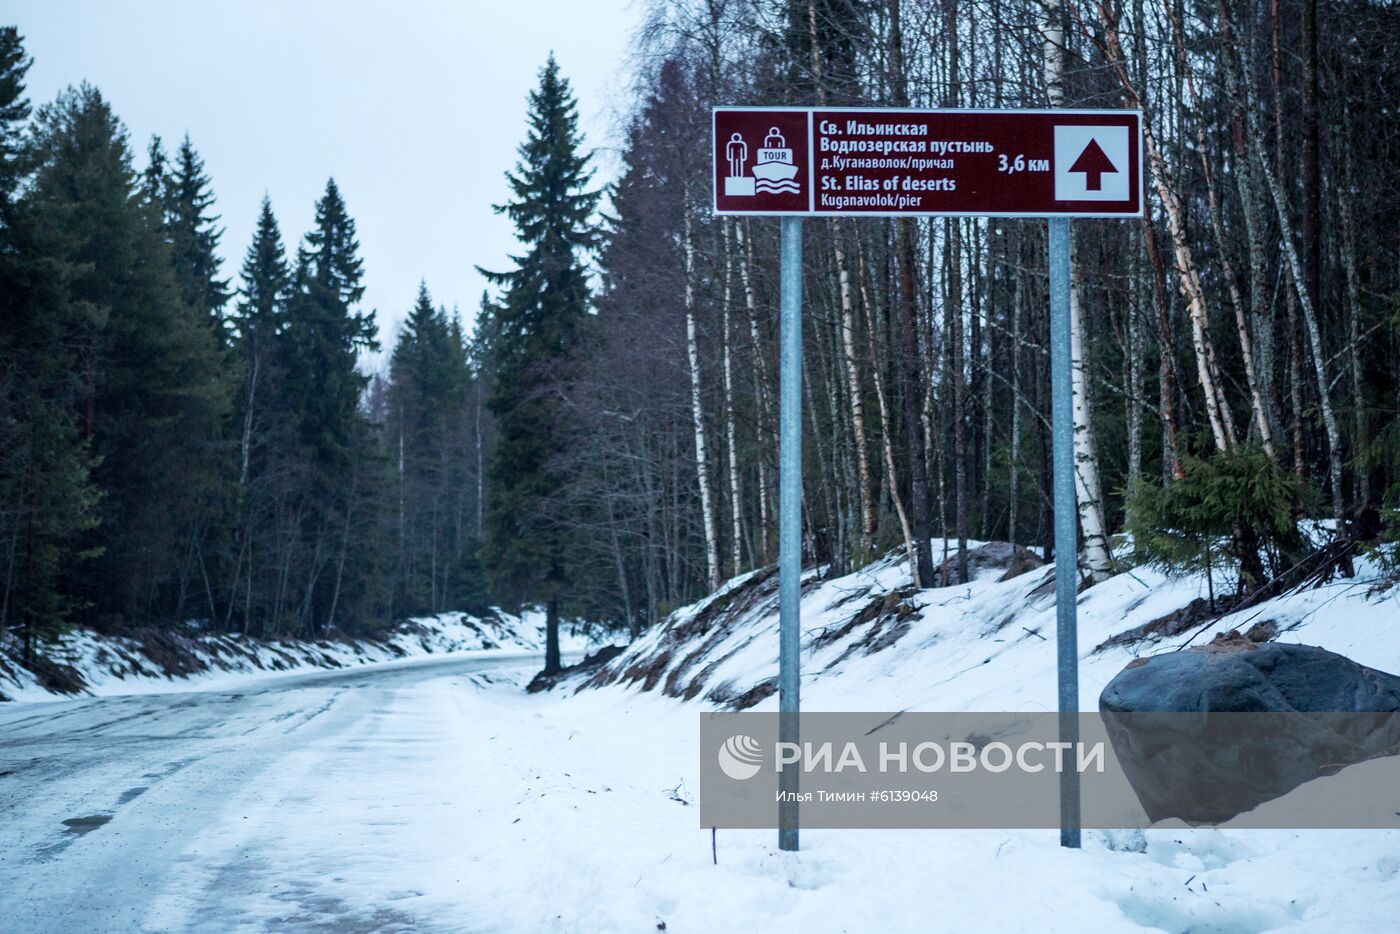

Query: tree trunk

[544,595,561,674]
[1237,37,1347,519]
[1068,252,1115,579]
[1300,0,1321,310]
[1052,0,1115,581]
[856,232,918,575]
[1175,3,1274,457]
[1096,1,1235,458]
[1127,243,1144,490]
[1338,114,1368,507]
[1009,225,1024,546]
[735,221,772,564]
[834,223,875,558]
[721,220,744,575]
[1140,219,1181,478]
[683,207,723,591]
[886,0,934,587]
[949,218,969,583]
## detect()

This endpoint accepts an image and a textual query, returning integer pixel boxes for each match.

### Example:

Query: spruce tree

[25,84,227,628]
[167,135,231,333]
[0,31,101,659]
[276,178,383,634]
[388,283,466,615]
[231,198,290,482]
[480,56,600,673]
[221,197,291,633]
[238,198,290,328]
[284,178,375,470]
[0,27,30,209]
[141,134,169,215]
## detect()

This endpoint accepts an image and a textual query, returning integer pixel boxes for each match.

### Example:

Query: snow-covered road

[4,639,1399,932]
[0,652,546,932]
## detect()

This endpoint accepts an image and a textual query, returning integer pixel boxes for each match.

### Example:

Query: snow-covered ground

[457,543,1400,932]
[582,538,1400,714]
[0,608,592,703]
[2,544,1398,931]
[383,675,1400,933]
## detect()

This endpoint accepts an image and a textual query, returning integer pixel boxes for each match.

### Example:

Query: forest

[2,0,1398,673]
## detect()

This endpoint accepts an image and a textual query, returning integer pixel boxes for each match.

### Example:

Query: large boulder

[1100,632,1400,823]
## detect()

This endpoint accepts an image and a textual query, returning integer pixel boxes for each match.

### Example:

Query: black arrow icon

[1069,138,1117,190]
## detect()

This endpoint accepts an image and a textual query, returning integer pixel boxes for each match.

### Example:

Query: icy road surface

[4,639,1399,932]
[0,652,547,932]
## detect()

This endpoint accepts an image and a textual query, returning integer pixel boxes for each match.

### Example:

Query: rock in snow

[1100,633,1400,823]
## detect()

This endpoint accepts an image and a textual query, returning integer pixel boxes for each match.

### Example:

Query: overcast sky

[9,0,641,365]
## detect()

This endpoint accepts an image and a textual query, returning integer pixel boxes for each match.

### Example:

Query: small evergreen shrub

[1127,444,1312,594]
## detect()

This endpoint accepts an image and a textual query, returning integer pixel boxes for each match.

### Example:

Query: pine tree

[480,56,600,673]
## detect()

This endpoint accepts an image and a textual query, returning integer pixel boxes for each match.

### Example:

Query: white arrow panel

[1053,125,1130,202]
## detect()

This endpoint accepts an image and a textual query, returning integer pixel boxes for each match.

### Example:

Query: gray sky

[9,0,641,365]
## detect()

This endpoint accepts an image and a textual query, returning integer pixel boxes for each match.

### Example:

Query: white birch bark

[1172,11,1275,457]
[720,220,744,575]
[1127,248,1144,488]
[834,222,875,556]
[1338,136,1368,506]
[683,207,722,590]
[855,232,917,575]
[735,221,771,563]
[1238,46,1347,518]
[1093,2,1236,455]
[1045,0,1114,580]
[1069,256,1115,579]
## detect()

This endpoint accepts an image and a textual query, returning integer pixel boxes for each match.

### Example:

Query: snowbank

[579,539,1400,712]
[450,540,1400,932]
[413,678,1400,932]
[0,608,591,703]
[22,540,1396,931]
[163,606,1398,933]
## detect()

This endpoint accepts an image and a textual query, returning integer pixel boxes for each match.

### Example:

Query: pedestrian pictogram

[724,132,752,196]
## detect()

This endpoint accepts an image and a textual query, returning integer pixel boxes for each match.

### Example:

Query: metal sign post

[1047,217,1081,848]
[713,106,1141,851]
[778,215,803,852]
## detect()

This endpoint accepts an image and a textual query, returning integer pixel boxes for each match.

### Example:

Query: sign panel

[713,107,1143,218]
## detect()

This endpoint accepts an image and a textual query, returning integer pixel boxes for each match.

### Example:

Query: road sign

[721,104,1142,853]
[713,107,1142,218]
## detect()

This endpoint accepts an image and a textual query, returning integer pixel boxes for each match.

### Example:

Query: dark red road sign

[713,108,1143,218]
